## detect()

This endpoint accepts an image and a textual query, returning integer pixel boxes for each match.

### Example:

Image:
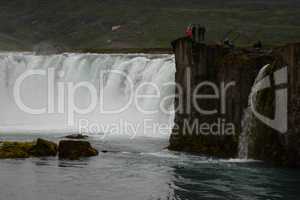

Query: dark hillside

[0,0,299,50]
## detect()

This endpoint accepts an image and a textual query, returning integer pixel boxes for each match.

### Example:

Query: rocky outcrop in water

[58,140,98,160]
[0,138,57,159]
[0,138,99,160]
[169,37,300,166]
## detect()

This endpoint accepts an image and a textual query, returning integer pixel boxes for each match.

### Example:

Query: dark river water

[0,134,299,200]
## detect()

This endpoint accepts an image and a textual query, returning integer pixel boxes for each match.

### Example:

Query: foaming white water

[0,52,175,138]
[238,64,270,159]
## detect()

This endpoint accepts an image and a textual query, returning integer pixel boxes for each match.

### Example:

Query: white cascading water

[238,64,270,159]
[0,52,175,139]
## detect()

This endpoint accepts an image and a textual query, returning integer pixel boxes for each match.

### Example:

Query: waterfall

[238,108,252,159]
[238,64,270,159]
[0,52,175,138]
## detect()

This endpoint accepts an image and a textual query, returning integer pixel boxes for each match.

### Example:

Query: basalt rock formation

[247,43,300,167]
[168,37,300,166]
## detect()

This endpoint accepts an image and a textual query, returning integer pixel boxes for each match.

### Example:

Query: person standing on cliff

[185,25,193,39]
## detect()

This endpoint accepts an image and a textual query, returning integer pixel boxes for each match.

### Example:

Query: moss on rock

[0,141,34,159]
[0,139,58,159]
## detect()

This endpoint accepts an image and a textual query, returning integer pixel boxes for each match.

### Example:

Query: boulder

[64,134,88,139]
[30,138,58,157]
[58,140,98,160]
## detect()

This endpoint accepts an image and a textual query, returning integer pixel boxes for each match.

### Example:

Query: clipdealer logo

[250,65,288,133]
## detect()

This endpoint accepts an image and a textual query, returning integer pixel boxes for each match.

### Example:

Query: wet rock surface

[58,140,98,160]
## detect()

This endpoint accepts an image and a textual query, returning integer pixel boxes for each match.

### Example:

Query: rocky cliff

[168,37,300,166]
[247,43,300,167]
